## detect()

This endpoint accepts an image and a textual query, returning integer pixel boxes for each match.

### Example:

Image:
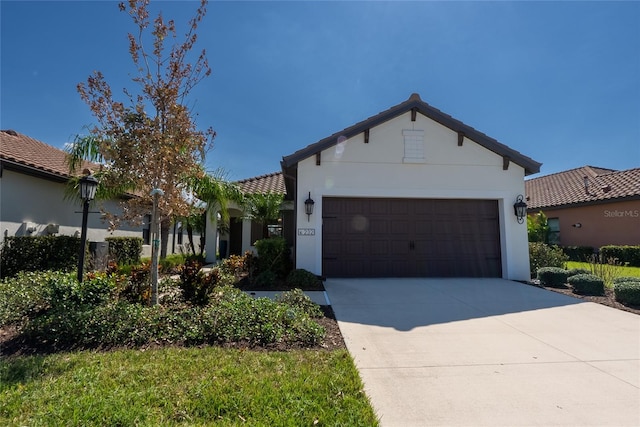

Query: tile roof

[282,93,541,176]
[0,129,96,180]
[525,166,640,210]
[236,172,285,195]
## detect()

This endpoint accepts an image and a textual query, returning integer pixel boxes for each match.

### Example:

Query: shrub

[105,237,143,266]
[276,288,323,318]
[562,246,595,262]
[286,269,320,289]
[0,271,61,326]
[537,267,569,287]
[178,259,218,306]
[567,273,605,296]
[255,270,277,287]
[600,245,640,267]
[116,261,152,304]
[158,253,186,273]
[529,242,568,279]
[613,276,640,285]
[614,281,640,306]
[567,268,591,278]
[0,236,81,278]
[219,252,252,277]
[254,237,291,278]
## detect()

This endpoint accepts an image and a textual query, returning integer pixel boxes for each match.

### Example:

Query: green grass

[566,261,640,288]
[0,347,378,426]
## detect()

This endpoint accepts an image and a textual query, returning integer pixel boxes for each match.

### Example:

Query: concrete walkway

[325,278,640,427]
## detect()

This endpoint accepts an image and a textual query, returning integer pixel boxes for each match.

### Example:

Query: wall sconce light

[572,223,582,228]
[304,192,315,222]
[513,194,527,224]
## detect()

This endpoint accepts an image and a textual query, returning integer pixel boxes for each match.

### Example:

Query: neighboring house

[214,172,293,259]
[525,166,640,248]
[0,130,186,257]
[276,93,541,281]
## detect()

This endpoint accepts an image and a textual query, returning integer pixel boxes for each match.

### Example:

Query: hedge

[599,245,640,267]
[105,237,143,265]
[561,246,595,262]
[0,236,81,278]
[537,267,569,287]
[614,281,640,306]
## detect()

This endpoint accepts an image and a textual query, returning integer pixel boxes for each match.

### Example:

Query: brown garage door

[322,198,501,278]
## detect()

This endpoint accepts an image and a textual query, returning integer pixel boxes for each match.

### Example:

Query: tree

[244,192,284,239]
[527,211,550,243]
[68,0,214,305]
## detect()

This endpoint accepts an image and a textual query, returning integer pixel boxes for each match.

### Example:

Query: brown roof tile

[0,129,96,179]
[525,166,640,209]
[236,172,285,195]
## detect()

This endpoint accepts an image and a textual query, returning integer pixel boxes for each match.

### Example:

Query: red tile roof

[236,172,285,194]
[0,129,96,179]
[525,166,640,210]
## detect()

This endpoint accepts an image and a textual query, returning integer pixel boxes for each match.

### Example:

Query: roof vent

[601,184,611,193]
[1,129,18,136]
[583,176,590,195]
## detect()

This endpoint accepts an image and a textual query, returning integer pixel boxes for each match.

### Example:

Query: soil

[531,281,640,316]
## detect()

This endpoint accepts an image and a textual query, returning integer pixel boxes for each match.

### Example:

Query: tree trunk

[186,221,196,254]
[160,217,171,259]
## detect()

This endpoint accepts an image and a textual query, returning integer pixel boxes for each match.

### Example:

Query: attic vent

[402,129,425,164]
[1,129,18,136]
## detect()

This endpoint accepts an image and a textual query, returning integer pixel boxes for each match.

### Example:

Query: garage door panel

[322,197,501,278]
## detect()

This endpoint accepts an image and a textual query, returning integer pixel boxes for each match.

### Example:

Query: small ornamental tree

[68,0,214,304]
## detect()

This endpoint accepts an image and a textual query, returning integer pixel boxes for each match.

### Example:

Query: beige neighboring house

[0,129,184,257]
[525,166,640,248]
[279,93,541,281]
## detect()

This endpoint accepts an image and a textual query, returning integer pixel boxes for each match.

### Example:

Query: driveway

[324,278,640,427]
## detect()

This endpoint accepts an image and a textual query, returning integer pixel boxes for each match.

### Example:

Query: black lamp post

[513,194,528,224]
[77,174,98,282]
[304,192,315,222]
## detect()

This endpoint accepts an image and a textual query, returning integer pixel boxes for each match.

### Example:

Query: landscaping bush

[567,273,605,296]
[219,252,254,277]
[562,246,595,262]
[0,236,81,278]
[105,237,143,266]
[613,276,640,285]
[567,268,591,278]
[255,270,277,287]
[178,259,219,306]
[537,267,569,287]
[0,271,60,326]
[254,237,291,278]
[614,281,640,306]
[158,253,186,273]
[529,242,568,279]
[600,245,640,267]
[286,269,320,289]
[276,288,323,318]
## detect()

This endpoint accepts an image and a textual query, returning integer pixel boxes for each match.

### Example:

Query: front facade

[282,94,541,281]
[525,166,640,248]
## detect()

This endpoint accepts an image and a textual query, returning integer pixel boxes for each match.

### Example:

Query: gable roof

[0,129,95,181]
[525,166,640,210]
[281,93,541,176]
[236,172,285,195]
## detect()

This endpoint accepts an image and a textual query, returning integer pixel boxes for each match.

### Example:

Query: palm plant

[244,192,284,239]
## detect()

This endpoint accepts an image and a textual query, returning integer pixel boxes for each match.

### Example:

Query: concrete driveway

[324,278,640,427]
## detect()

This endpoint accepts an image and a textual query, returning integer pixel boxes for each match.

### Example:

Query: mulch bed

[531,281,640,316]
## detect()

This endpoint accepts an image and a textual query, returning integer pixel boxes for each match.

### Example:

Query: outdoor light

[77,174,99,282]
[304,192,315,222]
[513,194,528,224]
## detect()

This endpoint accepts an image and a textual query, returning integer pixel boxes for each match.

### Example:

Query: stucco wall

[294,111,531,281]
[539,200,640,248]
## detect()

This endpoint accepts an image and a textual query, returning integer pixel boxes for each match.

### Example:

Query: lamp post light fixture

[304,192,315,222]
[77,174,99,282]
[513,194,528,224]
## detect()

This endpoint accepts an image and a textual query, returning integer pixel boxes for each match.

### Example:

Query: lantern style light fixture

[304,192,315,222]
[513,194,528,224]
[77,174,99,282]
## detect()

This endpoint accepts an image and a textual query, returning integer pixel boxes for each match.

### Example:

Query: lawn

[566,261,640,285]
[0,347,379,426]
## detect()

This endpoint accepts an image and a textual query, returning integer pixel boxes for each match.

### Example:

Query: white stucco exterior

[292,111,531,281]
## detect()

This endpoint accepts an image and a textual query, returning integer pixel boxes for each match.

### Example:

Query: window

[142,215,151,245]
[402,129,425,163]
[548,218,560,245]
[177,221,183,245]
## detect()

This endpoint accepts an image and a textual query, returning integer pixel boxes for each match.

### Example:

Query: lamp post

[77,174,98,282]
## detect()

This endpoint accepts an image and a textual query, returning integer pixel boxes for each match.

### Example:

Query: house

[0,130,186,257]
[276,93,541,281]
[525,166,640,248]
[212,172,292,259]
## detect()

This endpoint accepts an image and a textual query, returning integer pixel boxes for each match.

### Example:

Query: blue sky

[2,1,639,181]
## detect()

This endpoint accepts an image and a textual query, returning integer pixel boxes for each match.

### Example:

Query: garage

[322,197,501,278]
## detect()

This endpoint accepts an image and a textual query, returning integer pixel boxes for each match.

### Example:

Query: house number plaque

[298,228,316,236]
